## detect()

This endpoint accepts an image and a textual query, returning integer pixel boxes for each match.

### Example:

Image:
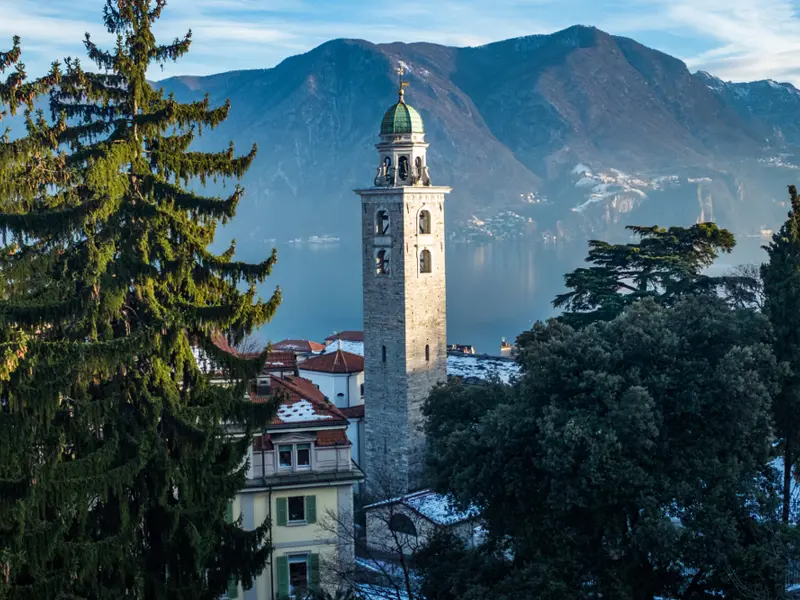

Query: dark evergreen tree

[0,2,279,599]
[423,297,786,600]
[762,184,800,525]
[554,223,744,326]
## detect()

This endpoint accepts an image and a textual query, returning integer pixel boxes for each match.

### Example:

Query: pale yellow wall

[271,487,339,545]
[267,543,338,600]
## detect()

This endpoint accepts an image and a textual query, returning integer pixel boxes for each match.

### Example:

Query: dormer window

[278,443,312,471]
[419,210,431,234]
[375,210,390,235]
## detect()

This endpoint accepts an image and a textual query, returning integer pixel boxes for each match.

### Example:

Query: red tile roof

[299,349,364,374]
[324,331,364,343]
[250,375,347,425]
[211,331,238,355]
[339,405,365,419]
[273,339,326,354]
[316,429,350,447]
[262,351,298,371]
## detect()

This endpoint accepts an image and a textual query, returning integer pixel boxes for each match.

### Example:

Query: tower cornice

[354,186,451,197]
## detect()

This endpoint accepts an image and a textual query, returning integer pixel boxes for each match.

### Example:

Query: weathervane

[396,64,409,103]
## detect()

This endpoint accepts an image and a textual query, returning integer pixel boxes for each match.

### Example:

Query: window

[419,210,431,234]
[375,210,390,235]
[382,345,387,363]
[376,249,390,275]
[360,383,364,396]
[425,344,430,362]
[277,554,320,599]
[288,496,305,523]
[276,495,317,526]
[278,443,311,471]
[289,555,309,598]
[389,513,418,537]
[420,249,432,274]
[278,445,293,469]
[399,155,409,181]
[296,444,310,468]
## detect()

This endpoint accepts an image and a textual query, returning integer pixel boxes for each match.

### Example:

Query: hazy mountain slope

[6,26,798,248]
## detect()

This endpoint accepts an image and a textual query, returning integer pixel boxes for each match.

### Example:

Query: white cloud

[4,0,800,85]
[607,0,800,84]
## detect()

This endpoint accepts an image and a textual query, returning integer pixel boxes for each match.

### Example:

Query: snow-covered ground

[324,339,520,384]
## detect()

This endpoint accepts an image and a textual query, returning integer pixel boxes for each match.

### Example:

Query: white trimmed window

[277,443,312,471]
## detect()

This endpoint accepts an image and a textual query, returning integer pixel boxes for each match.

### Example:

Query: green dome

[380,95,424,135]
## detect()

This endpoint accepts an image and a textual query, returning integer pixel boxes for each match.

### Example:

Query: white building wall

[349,371,365,406]
[299,370,363,408]
[298,371,337,402]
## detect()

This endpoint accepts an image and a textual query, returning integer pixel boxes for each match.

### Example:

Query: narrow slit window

[375,210,390,235]
[376,249,390,275]
[420,249,432,274]
[382,345,387,363]
[425,344,430,361]
[419,210,431,234]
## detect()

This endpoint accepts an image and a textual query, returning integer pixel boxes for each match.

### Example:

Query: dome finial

[396,64,409,103]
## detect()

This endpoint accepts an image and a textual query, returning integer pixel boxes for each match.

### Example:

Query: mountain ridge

[64,26,800,246]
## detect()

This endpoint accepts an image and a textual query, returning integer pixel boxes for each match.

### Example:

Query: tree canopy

[0,2,279,598]
[554,223,747,326]
[762,184,800,524]
[423,296,786,600]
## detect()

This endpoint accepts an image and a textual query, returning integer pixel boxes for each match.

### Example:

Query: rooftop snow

[321,340,519,384]
[365,489,479,526]
[276,399,334,423]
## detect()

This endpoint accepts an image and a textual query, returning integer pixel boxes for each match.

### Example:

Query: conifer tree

[554,223,743,326]
[762,184,800,524]
[0,2,280,599]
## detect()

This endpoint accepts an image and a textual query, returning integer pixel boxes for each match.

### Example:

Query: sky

[2,0,800,84]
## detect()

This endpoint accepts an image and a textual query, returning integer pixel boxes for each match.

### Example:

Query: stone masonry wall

[359,186,448,496]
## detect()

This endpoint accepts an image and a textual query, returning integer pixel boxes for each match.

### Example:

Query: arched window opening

[384,156,392,170]
[420,249,432,274]
[376,249,390,275]
[398,156,409,181]
[375,210,390,236]
[425,344,430,361]
[382,346,387,363]
[389,513,418,537]
[419,210,431,234]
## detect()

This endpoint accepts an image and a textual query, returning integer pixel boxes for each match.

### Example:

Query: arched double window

[420,249,432,274]
[389,513,418,537]
[419,210,431,234]
[375,209,390,235]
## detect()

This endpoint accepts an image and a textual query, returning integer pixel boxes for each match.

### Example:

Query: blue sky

[2,0,799,84]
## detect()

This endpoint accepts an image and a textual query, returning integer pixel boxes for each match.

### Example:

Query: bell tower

[356,68,450,494]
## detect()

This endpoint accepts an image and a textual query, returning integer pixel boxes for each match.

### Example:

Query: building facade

[229,375,364,600]
[356,83,451,494]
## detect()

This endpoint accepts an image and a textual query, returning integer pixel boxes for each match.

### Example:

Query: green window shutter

[226,500,233,524]
[305,495,316,524]
[227,578,238,599]
[276,555,289,599]
[276,497,288,527]
[308,553,320,591]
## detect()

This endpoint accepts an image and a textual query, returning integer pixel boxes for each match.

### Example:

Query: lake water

[238,235,768,356]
